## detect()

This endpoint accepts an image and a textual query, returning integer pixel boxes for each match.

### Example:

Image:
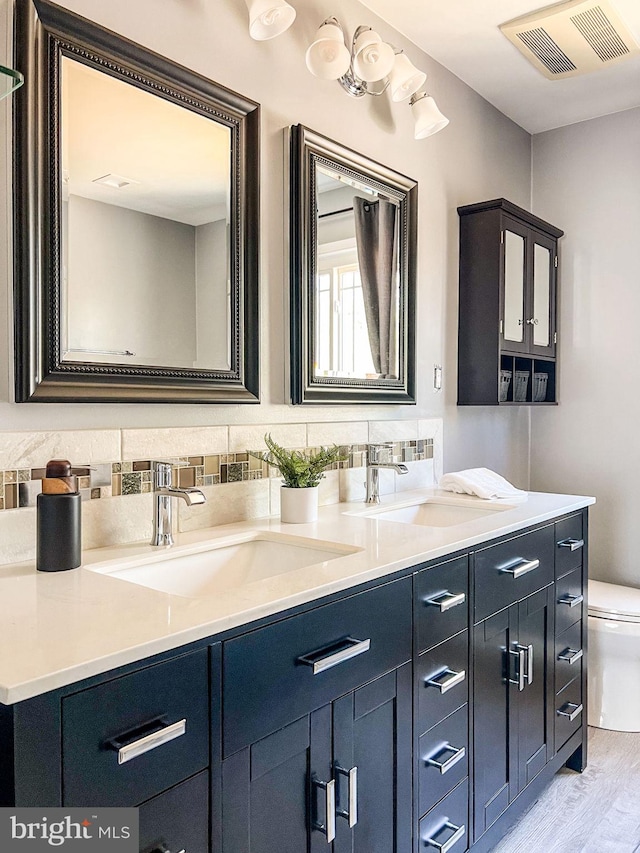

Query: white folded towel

[439,468,527,501]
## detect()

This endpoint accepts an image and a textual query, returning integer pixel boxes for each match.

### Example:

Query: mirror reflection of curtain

[353,197,398,378]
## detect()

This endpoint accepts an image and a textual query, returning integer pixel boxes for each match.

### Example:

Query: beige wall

[531,106,640,585]
[1,0,532,479]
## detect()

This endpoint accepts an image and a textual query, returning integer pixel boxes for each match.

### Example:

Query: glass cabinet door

[502,221,528,353]
[530,233,556,356]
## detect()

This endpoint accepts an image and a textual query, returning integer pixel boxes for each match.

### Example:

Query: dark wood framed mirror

[289,125,416,405]
[14,0,260,402]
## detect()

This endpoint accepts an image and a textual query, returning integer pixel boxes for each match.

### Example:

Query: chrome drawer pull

[426,743,466,775]
[425,591,466,612]
[558,594,583,608]
[116,718,186,765]
[299,637,371,675]
[558,538,584,551]
[500,557,540,579]
[313,778,336,843]
[557,702,583,722]
[558,647,583,665]
[336,765,358,828]
[426,668,466,694]
[424,821,466,852]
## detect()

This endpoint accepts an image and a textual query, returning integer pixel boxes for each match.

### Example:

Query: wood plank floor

[491,728,640,853]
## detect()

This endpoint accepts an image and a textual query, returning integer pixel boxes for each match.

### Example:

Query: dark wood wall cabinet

[0,510,588,853]
[457,198,564,406]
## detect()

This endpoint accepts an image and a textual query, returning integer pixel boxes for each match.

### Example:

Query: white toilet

[588,579,640,732]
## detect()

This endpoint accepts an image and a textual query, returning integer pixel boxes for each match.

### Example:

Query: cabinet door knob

[335,765,358,828]
[312,777,336,843]
[423,821,466,852]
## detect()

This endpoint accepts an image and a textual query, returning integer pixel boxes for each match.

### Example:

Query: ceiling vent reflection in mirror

[500,0,640,80]
[242,1,449,139]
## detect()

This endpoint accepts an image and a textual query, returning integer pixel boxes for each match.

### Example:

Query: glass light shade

[305,23,351,79]
[352,30,395,83]
[0,65,24,101]
[388,53,426,103]
[411,94,449,139]
[245,0,296,41]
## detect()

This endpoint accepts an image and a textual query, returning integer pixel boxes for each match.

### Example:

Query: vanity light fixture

[305,17,448,139]
[244,0,296,40]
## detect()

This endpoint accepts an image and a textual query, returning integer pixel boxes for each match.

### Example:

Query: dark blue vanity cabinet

[0,510,588,853]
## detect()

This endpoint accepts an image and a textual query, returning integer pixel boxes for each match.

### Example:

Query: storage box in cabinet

[419,704,468,819]
[62,649,209,807]
[417,631,468,737]
[555,678,583,751]
[556,514,584,577]
[555,620,584,695]
[223,577,412,757]
[139,771,208,853]
[474,526,554,622]
[415,556,469,653]
[555,567,583,635]
[419,778,469,853]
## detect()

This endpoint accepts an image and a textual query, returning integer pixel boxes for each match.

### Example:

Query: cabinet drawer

[223,577,412,757]
[474,526,554,622]
[555,620,584,695]
[417,631,468,737]
[556,514,584,577]
[555,567,584,634]
[555,678,583,751]
[415,556,469,652]
[139,771,208,853]
[419,704,469,819]
[62,649,209,807]
[419,779,469,853]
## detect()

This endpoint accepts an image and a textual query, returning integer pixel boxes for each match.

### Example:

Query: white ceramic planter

[280,486,318,523]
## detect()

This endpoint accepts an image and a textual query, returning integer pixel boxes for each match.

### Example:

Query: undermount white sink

[87,533,360,598]
[354,497,516,528]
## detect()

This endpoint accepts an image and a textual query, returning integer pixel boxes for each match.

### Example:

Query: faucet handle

[151,460,173,488]
[367,443,393,464]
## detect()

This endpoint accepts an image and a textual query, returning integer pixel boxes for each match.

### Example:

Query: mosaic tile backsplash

[0,440,434,512]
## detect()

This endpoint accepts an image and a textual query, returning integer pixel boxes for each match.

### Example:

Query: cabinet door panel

[473,606,517,838]
[221,712,327,853]
[333,665,412,853]
[517,587,554,791]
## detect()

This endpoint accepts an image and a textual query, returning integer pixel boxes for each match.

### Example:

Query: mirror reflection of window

[314,165,399,380]
[60,56,232,371]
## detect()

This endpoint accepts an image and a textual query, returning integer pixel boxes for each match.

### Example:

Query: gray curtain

[353,197,398,378]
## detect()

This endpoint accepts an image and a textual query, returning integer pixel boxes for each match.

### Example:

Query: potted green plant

[251,434,348,523]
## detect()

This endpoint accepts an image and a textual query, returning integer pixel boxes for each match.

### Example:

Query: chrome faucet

[365,443,409,504]
[150,461,206,546]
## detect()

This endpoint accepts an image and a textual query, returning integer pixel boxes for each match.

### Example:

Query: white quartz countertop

[0,488,594,705]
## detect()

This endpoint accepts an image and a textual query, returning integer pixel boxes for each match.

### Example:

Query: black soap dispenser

[37,459,82,572]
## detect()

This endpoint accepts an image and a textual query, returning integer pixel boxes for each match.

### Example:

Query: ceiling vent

[500,0,640,79]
